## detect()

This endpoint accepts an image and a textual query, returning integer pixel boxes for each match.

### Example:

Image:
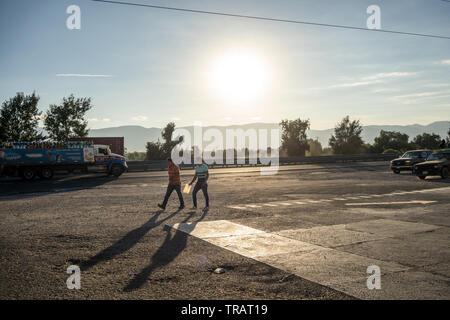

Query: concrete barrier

[126,153,399,172]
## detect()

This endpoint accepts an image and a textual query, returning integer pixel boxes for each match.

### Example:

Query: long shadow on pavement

[80,209,180,271]
[0,174,117,200]
[123,208,209,292]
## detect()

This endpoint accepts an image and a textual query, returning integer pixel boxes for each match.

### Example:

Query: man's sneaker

[191,206,197,210]
[203,206,209,211]
[178,205,185,210]
[157,204,165,210]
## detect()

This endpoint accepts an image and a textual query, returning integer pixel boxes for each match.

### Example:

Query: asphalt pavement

[0,161,449,299]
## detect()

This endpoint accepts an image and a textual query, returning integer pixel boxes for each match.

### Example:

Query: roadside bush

[382,148,401,154]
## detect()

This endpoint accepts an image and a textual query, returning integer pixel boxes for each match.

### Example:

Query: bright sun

[208,51,269,103]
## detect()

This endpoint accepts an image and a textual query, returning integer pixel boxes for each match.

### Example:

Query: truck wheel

[393,169,400,174]
[418,175,426,180]
[20,168,36,181]
[111,165,124,177]
[39,167,54,180]
[441,167,449,179]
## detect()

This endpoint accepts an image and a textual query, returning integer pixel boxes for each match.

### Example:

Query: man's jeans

[162,184,184,208]
[193,180,209,207]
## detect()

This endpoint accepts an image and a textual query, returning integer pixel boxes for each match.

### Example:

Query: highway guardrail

[126,153,399,172]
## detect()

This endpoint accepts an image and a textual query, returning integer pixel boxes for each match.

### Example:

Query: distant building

[70,137,125,155]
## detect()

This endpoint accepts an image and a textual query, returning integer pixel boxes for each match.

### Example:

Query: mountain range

[88,121,450,152]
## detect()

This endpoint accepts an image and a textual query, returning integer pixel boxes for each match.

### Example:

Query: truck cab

[91,144,128,177]
[95,145,111,156]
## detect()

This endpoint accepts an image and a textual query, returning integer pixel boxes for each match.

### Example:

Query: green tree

[161,122,184,156]
[44,95,92,141]
[145,122,183,160]
[362,143,373,154]
[382,148,402,154]
[145,139,164,160]
[306,138,323,156]
[371,130,411,153]
[329,116,364,154]
[411,133,442,149]
[126,151,146,161]
[321,147,333,156]
[280,118,310,156]
[0,92,43,142]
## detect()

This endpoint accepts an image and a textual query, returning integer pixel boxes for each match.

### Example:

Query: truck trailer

[0,141,128,180]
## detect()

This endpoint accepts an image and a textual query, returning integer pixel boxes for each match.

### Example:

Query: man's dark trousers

[162,184,184,208]
[193,180,209,207]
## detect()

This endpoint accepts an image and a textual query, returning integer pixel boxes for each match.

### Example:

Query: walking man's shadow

[123,208,209,292]
[80,209,180,271]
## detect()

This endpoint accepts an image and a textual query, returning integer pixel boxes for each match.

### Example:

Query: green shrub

[382,148,401,154]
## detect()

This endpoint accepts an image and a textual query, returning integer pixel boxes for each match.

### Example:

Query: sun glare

[208,51,269,103]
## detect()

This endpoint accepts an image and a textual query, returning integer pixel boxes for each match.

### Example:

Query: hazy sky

[1,0,449,130]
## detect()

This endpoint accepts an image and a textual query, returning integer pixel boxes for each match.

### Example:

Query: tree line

[280,116,450,156]
[139,117,450,161]
[0,92,93,142]
[2,92,449,157]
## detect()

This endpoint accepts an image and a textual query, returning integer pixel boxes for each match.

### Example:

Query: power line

[90,0,450,40]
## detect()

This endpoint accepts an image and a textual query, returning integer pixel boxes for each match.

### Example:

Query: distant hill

[88,121,450,152]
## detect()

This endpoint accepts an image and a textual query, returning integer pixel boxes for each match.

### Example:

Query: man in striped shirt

[188,160,209,210]
[158,158,185,210]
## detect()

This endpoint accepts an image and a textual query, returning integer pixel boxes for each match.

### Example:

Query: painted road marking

[344,219,441,237]
[345,200,436,206]
[259,248,407,287]
[207,233,320,258]
[167,219,424,298]
[226,186,449,211]
[168,220,320,258]
[275,224,385,248]
[247,204,262,208]
[168,220,265,239]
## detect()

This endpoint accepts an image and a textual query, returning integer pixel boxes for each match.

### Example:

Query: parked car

[390,150,432,174]
[413,149,450,180]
